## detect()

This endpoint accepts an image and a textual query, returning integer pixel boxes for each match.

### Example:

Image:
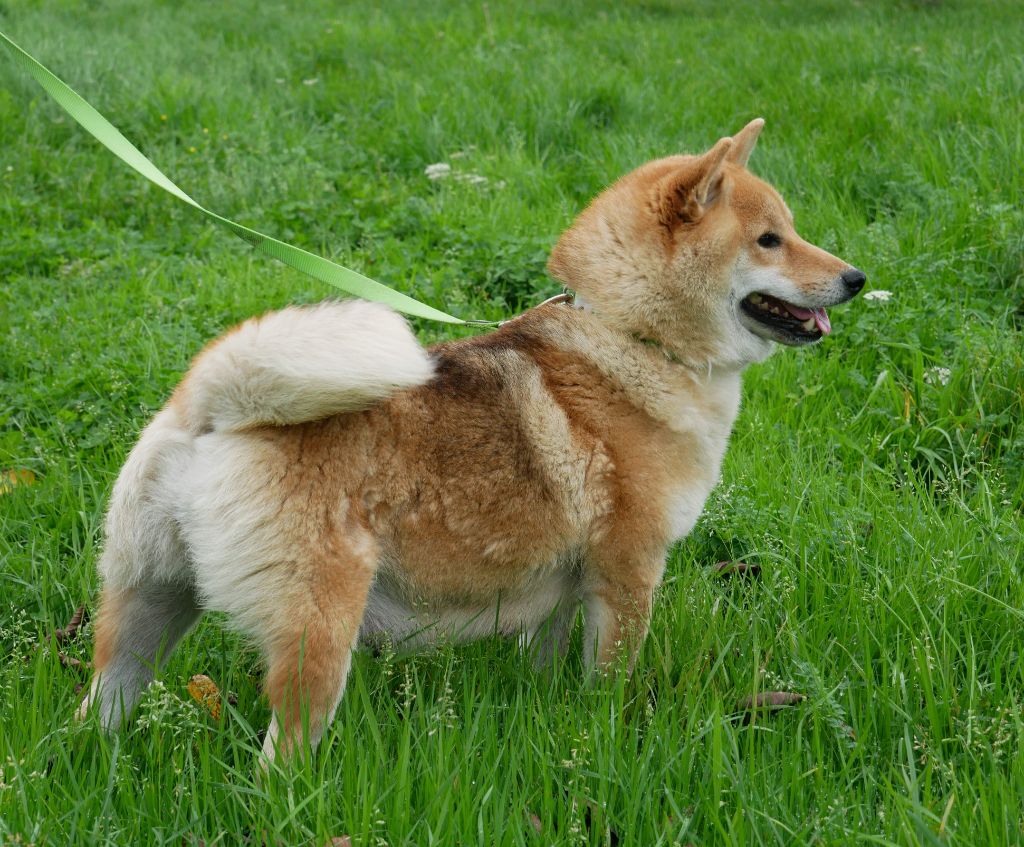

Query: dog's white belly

[360,567,577,649]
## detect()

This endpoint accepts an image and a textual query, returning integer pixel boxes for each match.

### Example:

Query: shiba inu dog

[77,119,865,762]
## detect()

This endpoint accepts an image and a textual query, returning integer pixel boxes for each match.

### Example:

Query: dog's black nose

[841,268,866,295]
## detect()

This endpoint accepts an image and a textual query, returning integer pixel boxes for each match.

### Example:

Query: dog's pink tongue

[814,308,831,335]
[781,301,831,335]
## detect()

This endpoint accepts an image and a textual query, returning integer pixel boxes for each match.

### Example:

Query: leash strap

[1,30,497,326]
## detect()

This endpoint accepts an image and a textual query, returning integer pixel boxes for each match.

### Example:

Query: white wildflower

[302,78,319,86]
[424,162,452,180]
[454,172,488,185]
[133,680,203,739]
[924,366,951,386]
[862,290,893,301]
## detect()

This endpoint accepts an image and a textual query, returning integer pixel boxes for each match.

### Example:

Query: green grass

[2,0,1023,843]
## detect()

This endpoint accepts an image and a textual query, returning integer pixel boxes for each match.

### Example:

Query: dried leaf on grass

[187,674,223,720]
[0,468,35,493]
[525,810,543,833]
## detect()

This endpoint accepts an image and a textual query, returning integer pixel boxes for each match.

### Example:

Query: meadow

[1,0,1023,844]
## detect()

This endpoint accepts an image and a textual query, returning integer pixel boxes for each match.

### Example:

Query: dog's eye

[757,232,782,248]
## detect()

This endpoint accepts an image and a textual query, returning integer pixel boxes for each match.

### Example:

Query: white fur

[84,300,433,731]
[667,369,741,539]
[169,432,308,633]
[182,300,434,434]
[97,300,432,594]
[361,562,580,650]
[665,442,727,539]
[732,258,807,308]
[666,487,704,540]
[99,405,194,588]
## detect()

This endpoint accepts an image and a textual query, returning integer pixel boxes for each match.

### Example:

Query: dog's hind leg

[256,537,377,767]
[77,405,201,728]
[78,580,202,729]
[525,600,579,671]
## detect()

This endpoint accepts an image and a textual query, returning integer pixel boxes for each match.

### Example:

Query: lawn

[1,0,1023,844]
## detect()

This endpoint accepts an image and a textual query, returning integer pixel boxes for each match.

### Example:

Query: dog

[77,118,865,763]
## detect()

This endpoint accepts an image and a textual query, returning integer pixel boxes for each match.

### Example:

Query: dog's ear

[727,118,765,168]
[659,136,733,226]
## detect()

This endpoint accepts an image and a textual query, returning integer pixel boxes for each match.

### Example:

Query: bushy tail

[175,300,434,434]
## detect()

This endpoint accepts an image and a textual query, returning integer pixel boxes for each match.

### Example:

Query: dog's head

[547,119,865,369]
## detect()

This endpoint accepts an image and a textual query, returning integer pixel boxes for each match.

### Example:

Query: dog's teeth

[801,317,815,331]
[749,294,762,304]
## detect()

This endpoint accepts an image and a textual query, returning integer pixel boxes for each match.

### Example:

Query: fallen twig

[737,691,804,711]
[57,651,91,671]
[53,604,88,644]
[713,561,761,579]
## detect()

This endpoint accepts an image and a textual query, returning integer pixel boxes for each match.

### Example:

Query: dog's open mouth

[740,292,831,345]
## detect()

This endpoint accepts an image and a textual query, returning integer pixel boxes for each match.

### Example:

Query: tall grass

[1,1,1022,843]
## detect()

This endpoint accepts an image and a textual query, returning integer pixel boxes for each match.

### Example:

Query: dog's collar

[631,335,713,380]
[632,334,685,365]
[561,291,711,378]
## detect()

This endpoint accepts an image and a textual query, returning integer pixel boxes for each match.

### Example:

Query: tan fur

[79,119,863,763]
[90,587,123,674]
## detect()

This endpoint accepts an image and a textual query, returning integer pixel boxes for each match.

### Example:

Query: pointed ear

[658,136,733,226]
[727,118,765,168]
[695,136,734,206]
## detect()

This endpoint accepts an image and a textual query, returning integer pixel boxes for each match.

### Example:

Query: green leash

[0,30,497,327]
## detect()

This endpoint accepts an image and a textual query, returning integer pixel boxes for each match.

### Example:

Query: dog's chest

[660,373,741,540]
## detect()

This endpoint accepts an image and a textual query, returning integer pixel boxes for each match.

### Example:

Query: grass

[1,0,1023,843]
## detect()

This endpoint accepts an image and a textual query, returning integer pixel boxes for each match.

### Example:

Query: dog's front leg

[581,550,664,673]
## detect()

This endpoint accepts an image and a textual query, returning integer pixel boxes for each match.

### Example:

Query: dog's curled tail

[175,300,434,434]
